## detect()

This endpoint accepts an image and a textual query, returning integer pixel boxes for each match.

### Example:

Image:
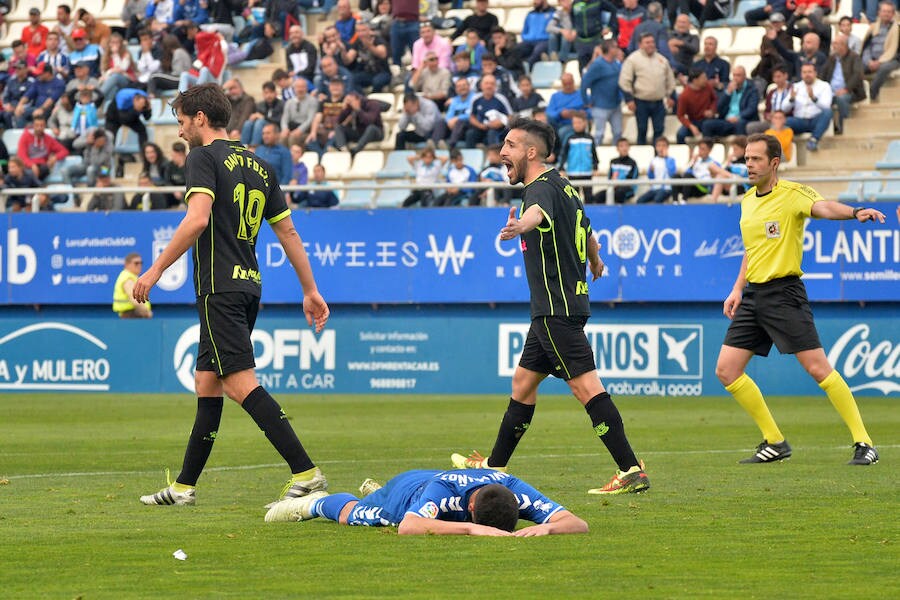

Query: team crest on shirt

[418,502,439,519]
[765,221,781,239]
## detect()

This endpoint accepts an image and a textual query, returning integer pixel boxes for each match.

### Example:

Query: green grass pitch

[1,394,896,599]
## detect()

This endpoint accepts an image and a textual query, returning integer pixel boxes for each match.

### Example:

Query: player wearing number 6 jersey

[451,117,649,495]
[133,83,331,507]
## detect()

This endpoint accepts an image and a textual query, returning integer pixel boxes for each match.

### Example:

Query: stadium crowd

[0,0,898,211]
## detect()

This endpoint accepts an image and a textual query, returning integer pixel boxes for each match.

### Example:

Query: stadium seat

[530,61,562,89]
[726,27,766,55]
[726,0,766,26]
[46,183,77,211]
[535,88,554,103]
[461,148,485,170]
[780,144,798,170]
[375,187,409,208]
[114,126,153,155]
[503,8,530,35]
[711,143,726,164]
[2,128,24,153]
[669,144,692,172]
[320,151,352,177]
[0,21,28,47]
[300,151,319,172]
[595,145,620,175]
[874,171,900,201]
[443,9,473,24]
[837,171,882,202]
[7,0,44,22]
[622,118,637,144]
[564,60,581,87]
[45,155,83,184]
[875,141,900,169]
[663,115,681,141]
[733,54,761,74]
[150,98,178,125]
[378,150,416,178]
[700,27,733,53]
[348,150,386,179]
[630,145,656,172]
[96,0,125,22]
[341,183,377,209]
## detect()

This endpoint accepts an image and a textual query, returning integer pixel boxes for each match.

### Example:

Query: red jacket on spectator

[22,24,50,58]
[18,127,69,168]
[677,82,717,127]
[190,31,227,79]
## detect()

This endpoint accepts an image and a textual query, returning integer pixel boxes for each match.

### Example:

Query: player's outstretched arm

[723,252,748,320]
[271,215,330,333]
[133,193,212,304]
[810,201,886,223]
[513,510,589,537]
[499,205,545,240]
[397,514,514,536]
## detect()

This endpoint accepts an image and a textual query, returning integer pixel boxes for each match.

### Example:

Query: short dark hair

[262,81,276,92]
[747,133,783,162]
[687,67,705,82]
[773,65,790,76]
[402,93,419,105]
[654,135,669,145]
[481,53,497,63]
[507,116,556,161]
[450,148,462,160]
[171,83,232,129]
[472,484,519,532]
[731,135,748,149]
[172,141,186,153]
[697,138,713,149]
[839,15,852,24]
[125,252,141,264]
[272,68,290,81]
[639,32,655,42]
[59,4,71,15]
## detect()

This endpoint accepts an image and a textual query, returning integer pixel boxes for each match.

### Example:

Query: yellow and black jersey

[184,139,291,297]
[740,179,823,284]
[519,168,592,319]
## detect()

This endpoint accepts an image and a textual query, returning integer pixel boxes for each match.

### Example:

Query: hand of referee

[303,291,330,333]
[854,207,886,223]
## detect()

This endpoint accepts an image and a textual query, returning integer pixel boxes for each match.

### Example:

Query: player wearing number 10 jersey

[133,84,331,508]
[451,118,649,495]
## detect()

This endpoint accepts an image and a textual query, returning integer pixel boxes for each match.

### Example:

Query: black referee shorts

[518,316,597,380]
[723,276,822,357]
[196,292,260,376]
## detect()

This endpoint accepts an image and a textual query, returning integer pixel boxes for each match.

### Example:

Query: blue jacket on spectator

[715,80,759,122]
[521,7,554,43]
[115,88,148,111]
[445,92,474,122]
[69,44,103,78]
[72,101,99,136]
[558,132,597,177]
[580,55,622,109]
[692,56,730,87]
[3,75,34,107]
[301,186,339,208]
[546,89,585,128]
[174,0,210,25]
[255,143,293,186]
[25,76,66,109]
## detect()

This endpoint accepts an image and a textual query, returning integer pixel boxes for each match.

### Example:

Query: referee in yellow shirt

[715,134,885,466]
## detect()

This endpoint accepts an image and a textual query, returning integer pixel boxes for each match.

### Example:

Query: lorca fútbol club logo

[153,226,188,291]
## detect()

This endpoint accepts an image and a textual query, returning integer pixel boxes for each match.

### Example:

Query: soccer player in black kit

[133,84,331,506]
[452,118,649,494]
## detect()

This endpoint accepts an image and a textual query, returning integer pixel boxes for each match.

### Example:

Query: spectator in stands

[786,0,832,42]
[822,34,866,135]
[146,0,177,33]
[271,70,294,103]
[765,110,794,162]
[396,94,443,149]
[222,78,256,140]
[479,54,517,99]
[307,79,347,156]
[620,32,676,145]
[784,62,833,151]
[581,40,624,145]
[37,32,70,80]
[516,0,554,67]
[164,141,187,203]
[77,9,112,49]
[255,122,293,185]
[286,25,319,86]
[345,22,390,92]
[334,91,385,155]
[49,93,76,151]
[617,0,647,52]
[692,36,730,92]
[319,25,348,68]
[701,66,760,138]
[86,166,126,211]
[402,147,446,207]
[174,0,209,28]
[19,112,68,182]
[4,157,41,211]
[491,27,525,78]
[178,30,228,91]
[123,0,151,42]
[68,28,102,78]
[676,69,718,143]
[230,20,280,64]
[410,52,452,110]
[334,0,359,45]
[710,135,749,202]
[572,0,618,68]
[370,0,393,41]
[288,143,309,205]
[203,0,240,42]
[466,74,511,147]
[134,29,161,91]
[141,143,170,186]
[511,75,546,118]
[676,138,719,203]
[854,0,882,23]
[627,3,670,61]
[745,0,792,26]
[53,3,77,50]
[454,0,499,42]
[22,7,49,59]
[546,73,585,146]
[66,128,114,187]
[7,40,35,75]
[637,136,677,204]
[457,29,488,73]
[690,0,729,28]
[106,88,152,148]
[775,31,826,80]
[242,82,285,147]
[480,143,517,204]
[148,34,191,96]
[434,149,479,206]
[313,56,354,99]
[16,62,66,128]
[557,111,598,199]
[299,164,340,208]
[126,171,170,210]
[442,77,476,148]
[546,0,577,63]
[282,78,319,147]
[70,88,100,149]
[838,17,863,56]
[751,21,789,98]
[667,14,699,78]
[98,33,137,101]
[1,61,33,129]
[412,22,453,72]
[450,52,480,90]
[596,137,638,204]
[65,61,101,106]
[748,65,793,134]
[390,0,420,66]
[861,2,899,103]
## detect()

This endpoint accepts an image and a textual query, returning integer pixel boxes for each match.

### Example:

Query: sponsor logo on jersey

[418,501,439,519]
[765,221,781,239]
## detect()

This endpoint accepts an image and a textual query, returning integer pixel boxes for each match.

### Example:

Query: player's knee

[715,361,740,386]
[805,363,833,384]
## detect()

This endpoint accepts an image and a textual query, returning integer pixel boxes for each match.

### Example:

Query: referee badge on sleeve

[765,221,781,239]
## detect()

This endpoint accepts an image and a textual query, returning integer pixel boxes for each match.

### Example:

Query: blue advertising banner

[0,304,897,397]
[1,204,898,304]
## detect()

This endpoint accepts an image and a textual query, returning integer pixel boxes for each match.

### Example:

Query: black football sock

[176,396,223,486]
[487,398,536,468]
[584,392,639,472]
[241,386,314,474]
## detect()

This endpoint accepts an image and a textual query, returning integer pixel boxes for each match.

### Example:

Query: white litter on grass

[173,549,187,561]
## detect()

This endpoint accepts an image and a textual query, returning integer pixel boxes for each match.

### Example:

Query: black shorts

[196,291,260,376]
[518,316,596,380]
[723,276,822,356]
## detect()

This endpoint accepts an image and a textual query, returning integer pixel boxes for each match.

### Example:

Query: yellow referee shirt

[740,179,822,284]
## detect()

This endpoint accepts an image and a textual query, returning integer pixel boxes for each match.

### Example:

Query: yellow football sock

[291,467,318,483]
[818,370,873,446]
[725,373,784,443]
[172,482,194,493]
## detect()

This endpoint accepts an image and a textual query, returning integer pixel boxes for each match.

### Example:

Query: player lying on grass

[264,468,589,536]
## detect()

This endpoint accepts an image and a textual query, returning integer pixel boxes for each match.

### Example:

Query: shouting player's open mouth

[502,159,515,183]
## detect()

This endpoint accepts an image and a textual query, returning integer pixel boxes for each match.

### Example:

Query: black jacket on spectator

[287,39,319,81]
[453,13,500,41]
[106,99,152,148]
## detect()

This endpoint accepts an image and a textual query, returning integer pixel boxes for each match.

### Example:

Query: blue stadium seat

[837,171,882,202]
[377,150,416,178]
[874,171,900,201]
[875,140,900,170]
[45,155,83,184]
[114,126,154,155]
[2,128,24,152]
[726,0,766,25]
[150,98,178,125]
[529,61,562,89]
[342,183,376,209]
[375,188,409,207]
[461,148,485,170]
